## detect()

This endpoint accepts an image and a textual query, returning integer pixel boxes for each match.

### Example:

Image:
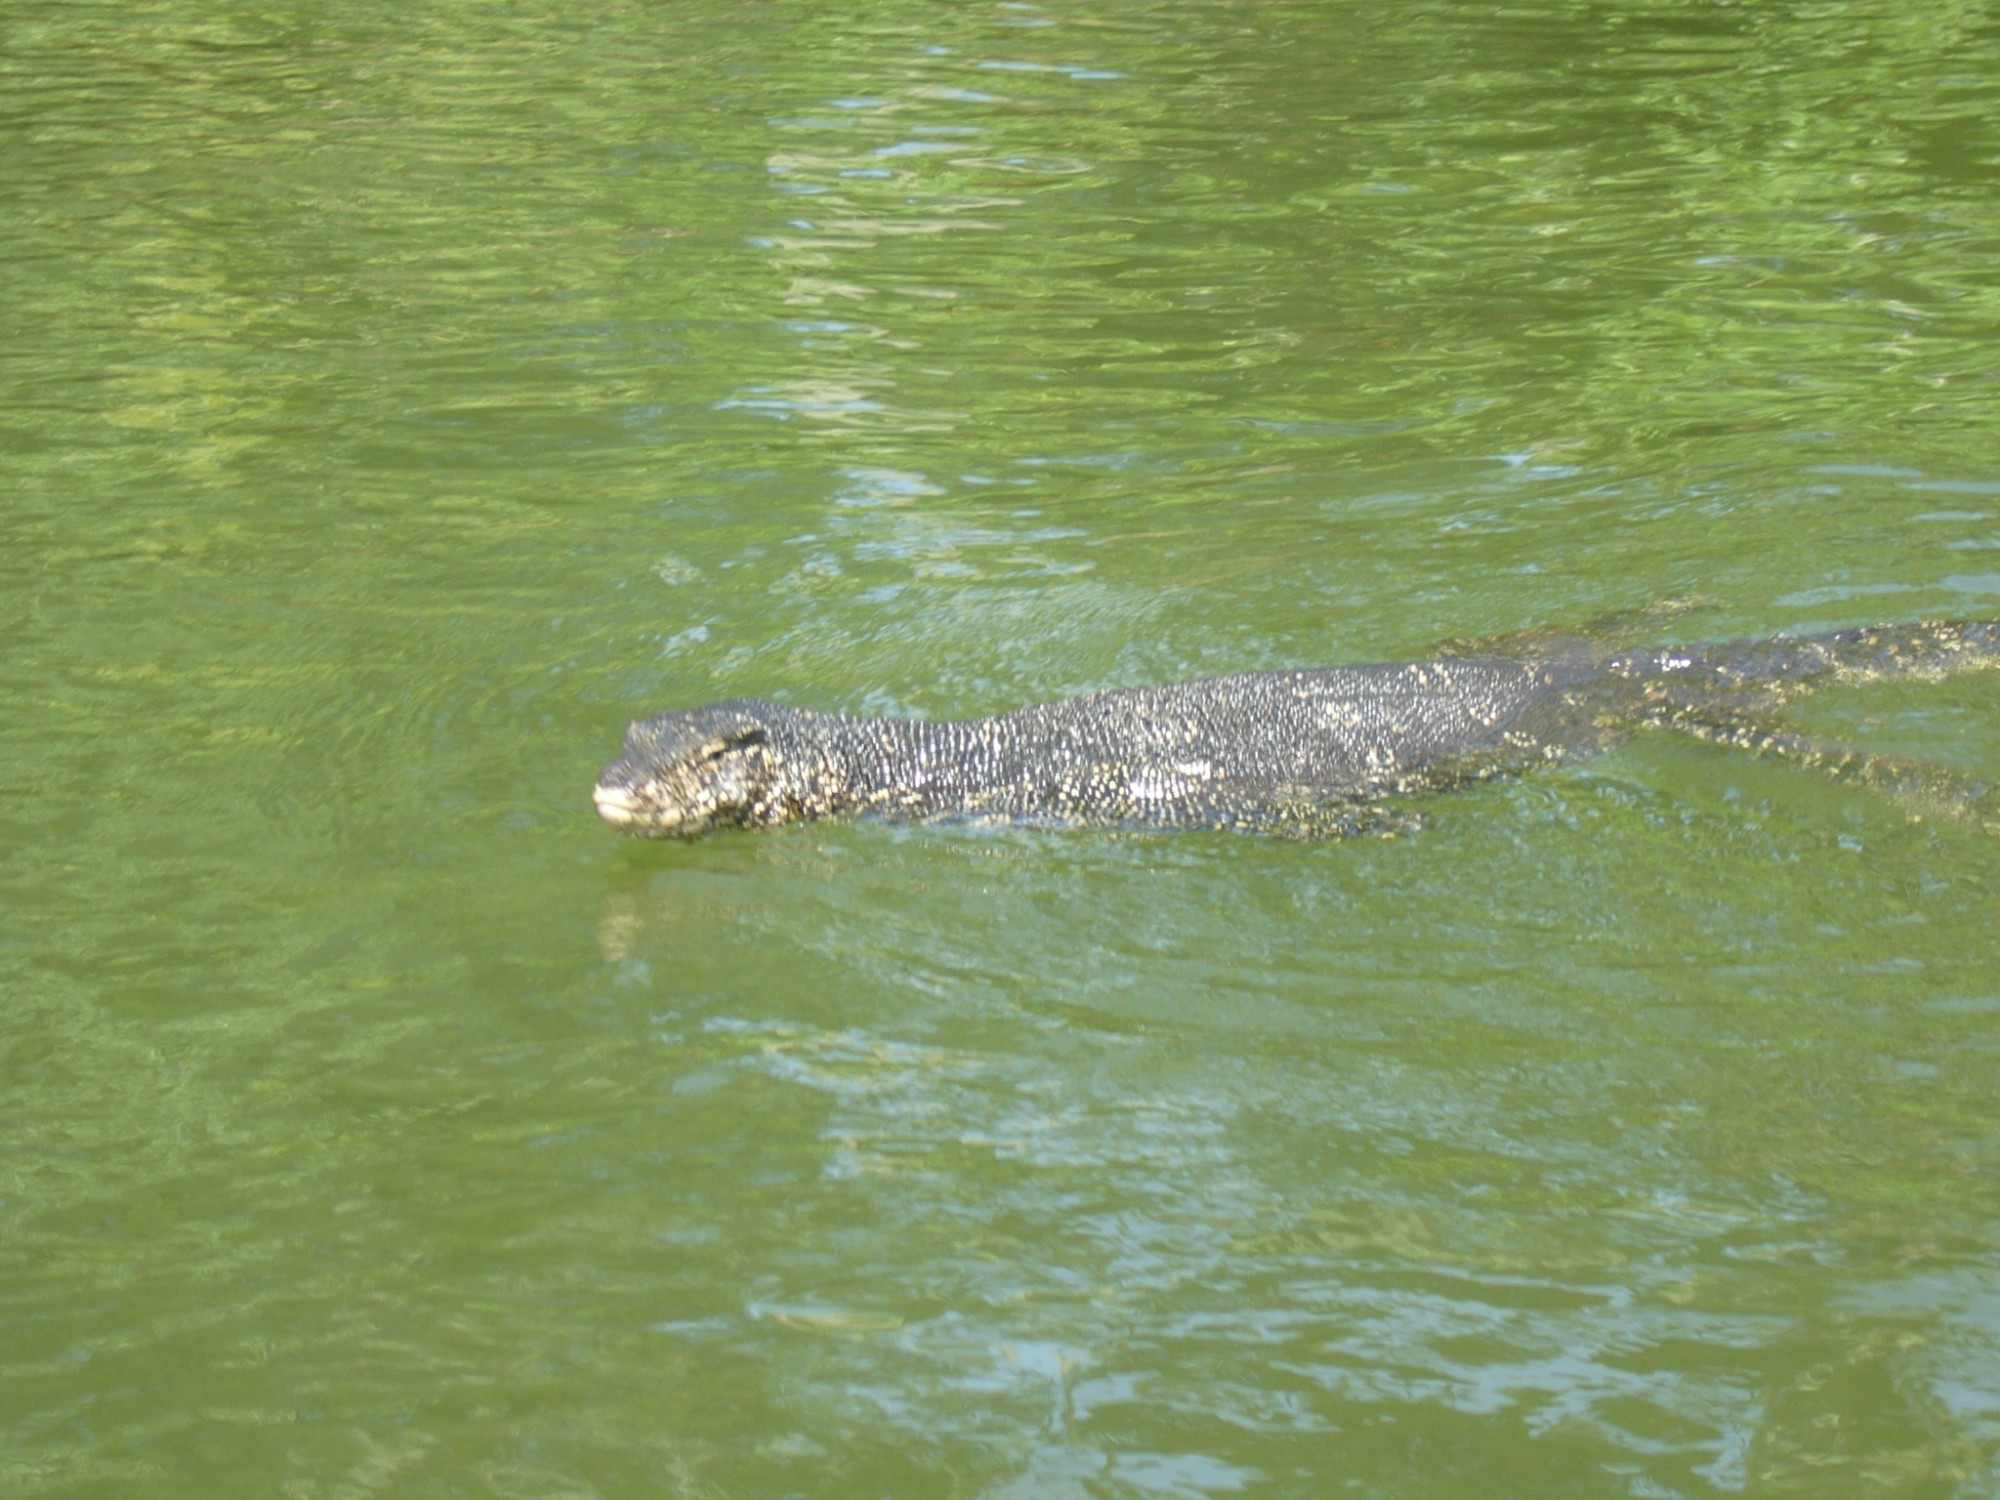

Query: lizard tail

[1645,618,2000,688]
[1812,618,2000,682]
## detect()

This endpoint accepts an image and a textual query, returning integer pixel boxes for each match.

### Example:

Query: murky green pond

[7,1,2000,1494]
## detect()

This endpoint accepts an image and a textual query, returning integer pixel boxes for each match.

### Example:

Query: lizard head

[593,700,782,838]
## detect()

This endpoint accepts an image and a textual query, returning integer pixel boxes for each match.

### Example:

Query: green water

[6,0,2000,1494]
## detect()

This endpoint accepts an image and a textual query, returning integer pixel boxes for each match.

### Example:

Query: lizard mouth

[593,781,680,834]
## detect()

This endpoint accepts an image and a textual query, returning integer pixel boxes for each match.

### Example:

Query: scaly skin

[591,619,2000,839]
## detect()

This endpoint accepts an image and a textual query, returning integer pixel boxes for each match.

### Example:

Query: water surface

[6,1,2000,1494]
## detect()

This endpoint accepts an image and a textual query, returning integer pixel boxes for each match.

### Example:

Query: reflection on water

[655,1007,1776,1477]
[575,798,2000,1491]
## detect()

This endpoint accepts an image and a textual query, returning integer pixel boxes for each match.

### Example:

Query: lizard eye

[699,728,766,762]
